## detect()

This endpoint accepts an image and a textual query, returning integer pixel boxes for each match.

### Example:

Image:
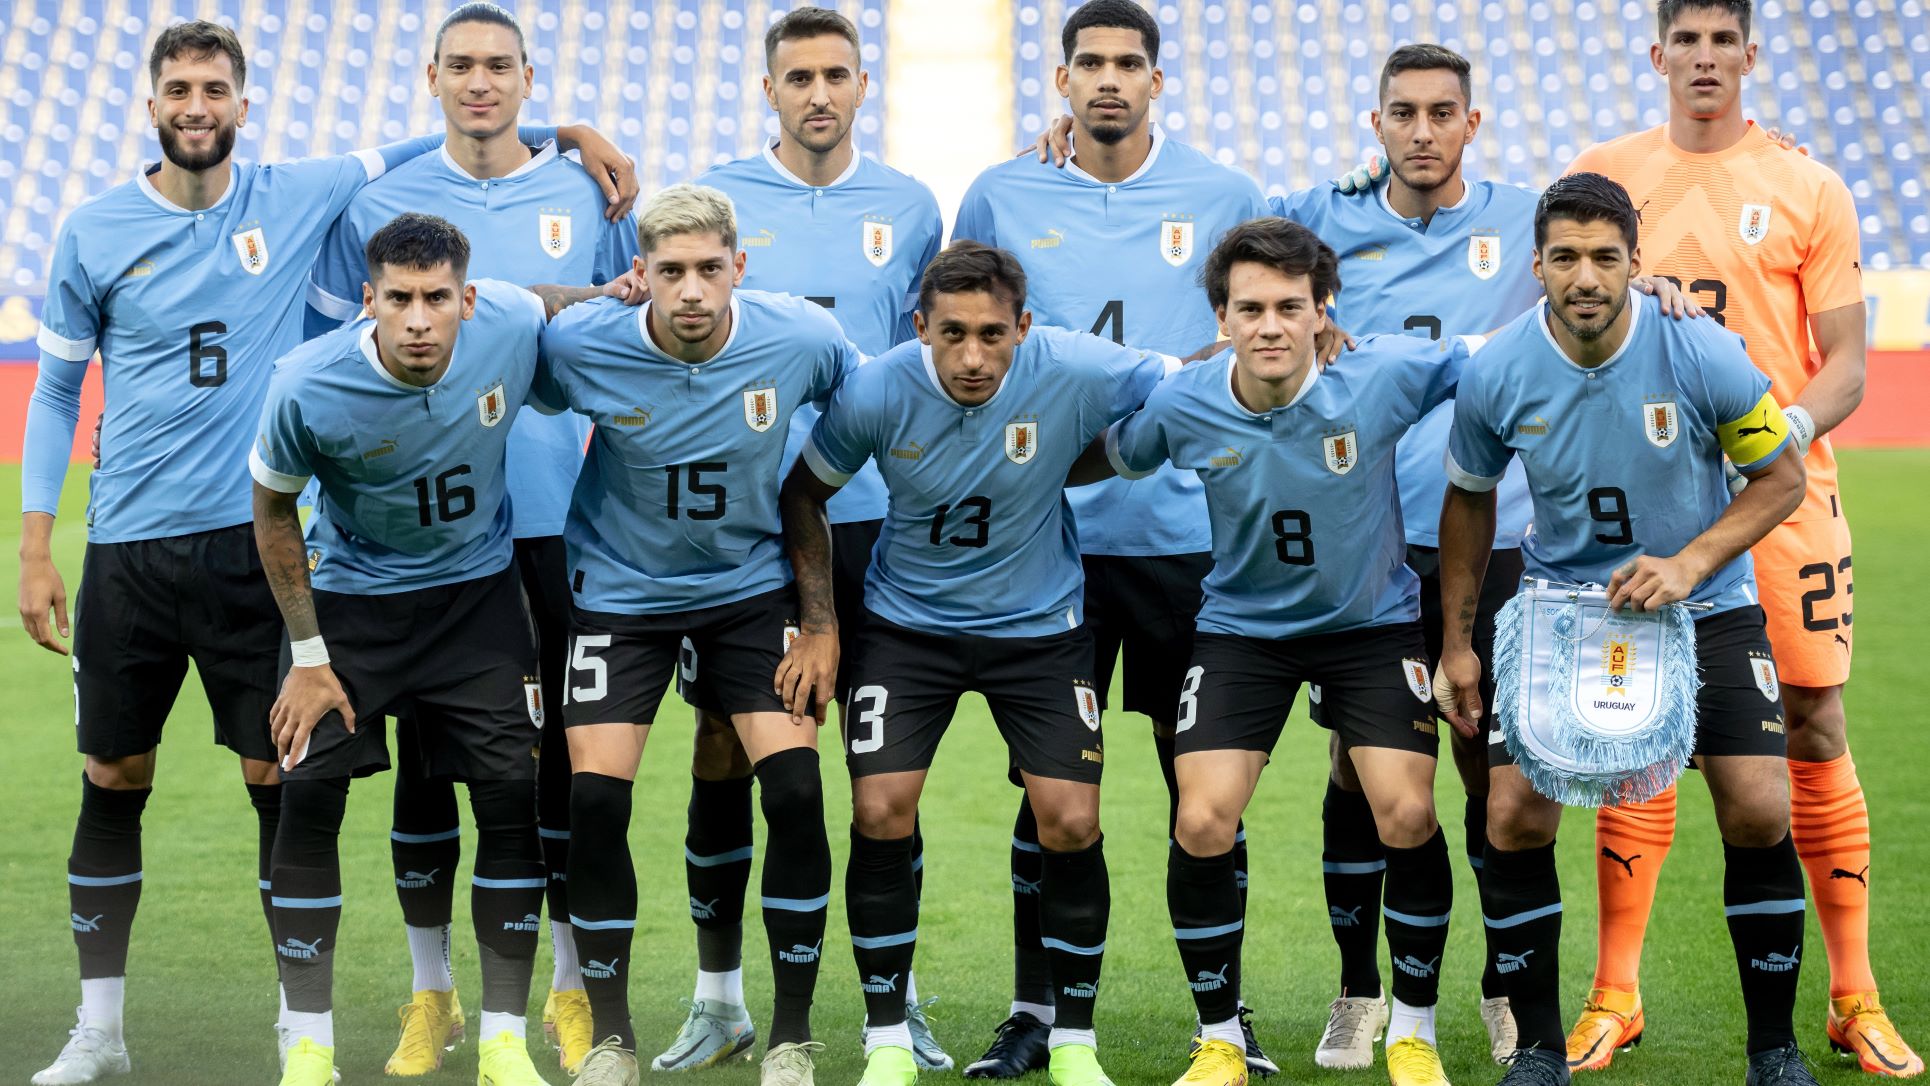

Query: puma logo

[1329,904,1363,928]
[70,913,104,933]
[1601,846,1641,878]
[1496,950,1535,974]
[1830,865,1869,887]
[1833,633,1850,649]
[688,896,721,920]
[1734,409,1779,438]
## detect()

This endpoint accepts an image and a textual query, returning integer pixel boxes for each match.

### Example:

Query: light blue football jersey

[1447,291,1786,615]
[803,326,1175,638]
[1272,179,1541,548]
[535,290,861,615]
[700,144,945,526]
[27,142,440,543]
[250,280,546,594]
[306,142,640,540]
[1109,335,1471,639]
[953,129,1268,556]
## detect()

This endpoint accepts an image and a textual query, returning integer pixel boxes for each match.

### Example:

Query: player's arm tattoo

[530,283,607,320]
[779,462,841,631]
[252,483,323,642]
[1436,483,1496,654]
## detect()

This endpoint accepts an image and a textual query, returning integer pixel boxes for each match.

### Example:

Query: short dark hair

[149,20,246,88]
[918,241,1028,318]
[366,213,472,282]
[1534,173,1641,252]
[1062,0,1160,64]
[1379,43,1472,106]
[436,2,527,63]
[1201,218,1341,312]
[1656,0,1752,41]
[764,6,861,67]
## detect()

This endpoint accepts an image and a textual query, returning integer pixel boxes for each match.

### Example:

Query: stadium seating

[0,0,891,291]
[1012,0,1930,270]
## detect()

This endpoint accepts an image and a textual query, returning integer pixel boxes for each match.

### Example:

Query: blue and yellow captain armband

[1717,392,1791,474]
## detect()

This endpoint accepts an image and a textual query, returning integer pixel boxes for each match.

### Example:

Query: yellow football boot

[1829,994,1925,1077]
[1173,1039,1247,1086]
[385,988,467,1075]
[1386,1035,1451,1086]
[1565,987,1643,1072]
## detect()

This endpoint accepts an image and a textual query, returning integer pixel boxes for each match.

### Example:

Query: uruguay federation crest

[1468,233,1501,280]
[540,211,572,259]
[1739,203,1772,246]
[1074,682,1101,732]
[1321,430,1357,475]
[231,226,269,275]
[862,221,892,268]
[1160,219,1194,267]
[1643,399,1679,448]
[1402,658,1433,703]
[743,386,778,432]
[478,382,507,427]
[523,678,544,729]
[1750,654,1780,702]
[1005,420,1039,464]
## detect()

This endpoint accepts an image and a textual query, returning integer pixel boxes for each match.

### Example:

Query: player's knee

[1485,788,1557,851]
[851,790,916,840]
[1173,802,1238,857]
[753,748,823,822]
[1033,805,1100,852]
[691,710,754,781]
[1372,797,1438,850]
[85,753,156,791]
[1714,792,1792,848]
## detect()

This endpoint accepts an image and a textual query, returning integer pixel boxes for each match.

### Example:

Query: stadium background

[1,1,1927,1083]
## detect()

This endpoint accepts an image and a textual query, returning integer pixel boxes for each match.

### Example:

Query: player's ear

[1741,40,1758,75]
[1463,107,1480,144]
[522,63,534,100]
[1627,245,1641,279]
[426,60,439,97]
[362,281,375,316]
[461,282,478,320]
[1054,64,1071,101]
[1649,41,1667,77]
[762,74,778,113]
[1369,108,1383,142]
[236,94,249,128]
[913,310,930,344]
[731,249,747,286]
[854,68,869,108]
[1148,65,1163,101]
[1015,308,1033,341]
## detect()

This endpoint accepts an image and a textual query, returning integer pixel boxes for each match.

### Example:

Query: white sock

[550,921,582,992]
[1199,1015,1245,1052]
[1048,1027,1096,1051]
[79,977,125,1043]
[694,967,744,1007]
[278,983,290,1029]
[905,970,920,1004]
[481,1010,526,1041]
[864,1021,914,1054]
[284,1008,334,1048]
[406,924,454,992]
[1385,998,1436,1047]
[1011,1001,1055,1025]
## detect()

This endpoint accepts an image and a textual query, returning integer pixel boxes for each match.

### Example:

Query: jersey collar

[359,323,450,391]
[1224,351,1320,418]
[760,140,863,189]
[1063,125,1166,187]
[636,295,743,364]
[436,139,558,184]
[920,342,1013,409]
[1536,288,1644,373]
[136,161,241,215]
[1376,175,1472,229]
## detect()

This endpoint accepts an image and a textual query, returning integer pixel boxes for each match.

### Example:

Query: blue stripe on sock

[1483,902,1563,929]
[1041,936,1106,955]
[851,928,918,949]
[1234,829,1247,844]
[1011,836,1041,854]
[1321,860,1387,874]
[473,875,547,889]
[761,893,831,912]
[912,856,925,873]
[538,827,571,840]
[1724,898,1807,917]
[684,845,755,867]
[271,894,343,909]
[1173,919,1244,940]
[569,914,636,931]
[68,871,143,887]
[390,828,460,844]
[258,879,272,891]
[1467,855,1485,870]
[1383,906,1451,928]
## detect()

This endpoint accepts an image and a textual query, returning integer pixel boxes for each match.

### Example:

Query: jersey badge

[1739,203,1772,246]
[1321,430,1357,475]
[1073,681,1101,731]
[523,677,545,729]
[1160,218,1194,267]
[863,220,893,268]
[1402,658,1433,703]
[478,383,507,428]
[1749,653,1779,702]
[744,386,778,432]
[231,225,269,276]
[783,623,800,653]
[1468,233,1501,280]
[1643,399,1679,449]
[539,210,572,259]
[1005,420,1039,464]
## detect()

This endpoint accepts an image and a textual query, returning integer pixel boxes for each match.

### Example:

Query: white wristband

[289,635,330,668]
[1782,405,1816,457]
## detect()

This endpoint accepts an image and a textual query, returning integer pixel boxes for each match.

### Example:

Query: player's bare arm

[775,461,841,726]
[1791,302,1868,442]
[553,123,639,219]
[1435,481,1496,736]
[17,512,70,655]
[1607,445,1804,613]
[1065,434,1116,486]
[252,482,356,767]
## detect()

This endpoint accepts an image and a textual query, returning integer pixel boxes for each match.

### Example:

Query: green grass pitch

[3,452,1927,1084]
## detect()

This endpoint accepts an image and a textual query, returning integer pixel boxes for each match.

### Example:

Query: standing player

[649,7,947,1072]
[952,3,1271,1074]
[1558,2,1911,1074]
[778,241,1171,1086]
[303,5,638,1073]
[16,22,630,1084]
[1104,218,1472,1086]
[1438,174,1816,1086]
[251,215,554,1086]
[536,184,858,1086]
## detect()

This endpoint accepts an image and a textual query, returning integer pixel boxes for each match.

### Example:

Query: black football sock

[1155,734,1249,916]
[68,774,150,980]
[847,827,917,1028]
[756,750,831,1046]
[1167,842,1243,1025]
[686,773,754,975]
[568,772,637,1050]
[1322,778,1385,998]
[1040,836,1109,1031]
[1010,796,1054,1008]
[468,780,544,1017]
[1464,794,1504,998]
[247,782,281,949]
[912,818,926,904]
[1724,834,1806,1054]
[1481,840,1564,1052]
[1382,827,1452,1009]
[390,768,461,930]
[536,709,573,928]
[271,777,350,1016]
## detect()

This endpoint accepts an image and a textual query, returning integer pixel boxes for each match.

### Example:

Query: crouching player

[250,214,555,1086]
[1099,218,1474,1086]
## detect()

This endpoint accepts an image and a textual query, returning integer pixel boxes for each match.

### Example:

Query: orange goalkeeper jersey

[1568,122,1864,522]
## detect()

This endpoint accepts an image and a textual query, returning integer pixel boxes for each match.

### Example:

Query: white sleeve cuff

[800,437,854,487]
[36,325,95,362]
[1157,352,1184,375]
[306,279,361,322]
[1443,449,1501,493]
[1456,333,1487,354]
[352,147,387,183]
[249,447,312,494]
[1103,425,1156,480]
